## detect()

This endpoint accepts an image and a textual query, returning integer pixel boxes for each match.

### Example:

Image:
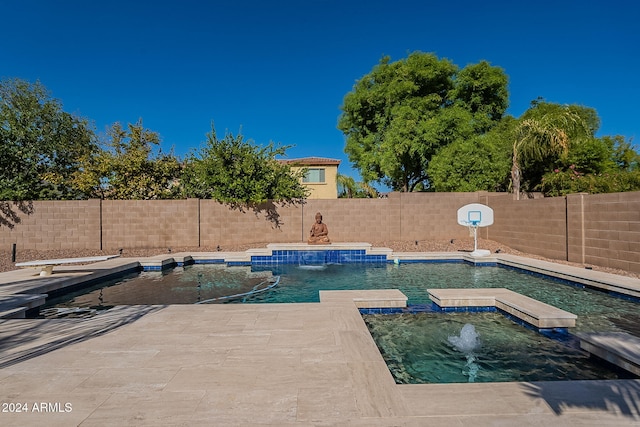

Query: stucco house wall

[279,157,340,199]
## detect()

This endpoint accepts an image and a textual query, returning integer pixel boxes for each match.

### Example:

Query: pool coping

[427,287,577,329]
[577,332,640,377]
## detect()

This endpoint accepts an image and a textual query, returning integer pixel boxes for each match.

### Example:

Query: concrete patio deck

[1,251,639,426]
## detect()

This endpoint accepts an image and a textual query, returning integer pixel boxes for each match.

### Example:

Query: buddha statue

[308,212,330,244]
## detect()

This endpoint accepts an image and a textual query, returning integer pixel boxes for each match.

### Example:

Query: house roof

[278,157,341,166]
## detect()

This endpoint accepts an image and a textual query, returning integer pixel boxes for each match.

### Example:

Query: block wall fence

[2,191,639,272]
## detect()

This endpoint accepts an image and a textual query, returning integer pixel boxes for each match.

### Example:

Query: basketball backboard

[457,203,494,227]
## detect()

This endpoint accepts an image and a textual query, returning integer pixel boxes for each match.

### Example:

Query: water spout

[297,265,327,270]
[298,251,328,270]
[448,323,481,382]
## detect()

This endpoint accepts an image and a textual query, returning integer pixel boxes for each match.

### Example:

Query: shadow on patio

[521,380,640,420]
[0,305,164,368]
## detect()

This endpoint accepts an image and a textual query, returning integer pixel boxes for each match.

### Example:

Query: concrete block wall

[398,192,482,241]
[199,200,302,247]
[486,191,640,273]
[1,191,639,273]
[487,196,567,261]
[302,192,481,244]
[0,199,101,250]
[581,192,640,272]
[101,199,200,250]
[566,193,587,264]
[302,198,396,243]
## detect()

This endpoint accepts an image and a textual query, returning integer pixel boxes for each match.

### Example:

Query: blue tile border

[361,303,572,340]
[142,264,174,271]
[193,259,225,265]
[431,303,570,335]
[498,264,640,304]
[227,261,252,266]
[249,249,387,266]
[359,307,406,315]
[497,308,571,336]
[471,261,499,267]
[387,258,498,267]
[435,305,497,313]
[387,259,465,264]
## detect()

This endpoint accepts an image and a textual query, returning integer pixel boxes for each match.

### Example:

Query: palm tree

[337,173,378,198]
[358,181,378,198]
[511,110,588,200]
[337,173,357,198]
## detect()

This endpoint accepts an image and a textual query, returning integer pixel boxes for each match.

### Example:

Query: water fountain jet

[448,323,481,382]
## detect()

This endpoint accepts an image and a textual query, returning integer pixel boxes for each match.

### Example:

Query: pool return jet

[457,203,494,257]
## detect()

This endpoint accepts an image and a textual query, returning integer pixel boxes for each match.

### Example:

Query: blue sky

[2,0,639,186]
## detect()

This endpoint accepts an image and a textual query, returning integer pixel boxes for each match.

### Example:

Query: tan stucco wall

[289,165,339,199]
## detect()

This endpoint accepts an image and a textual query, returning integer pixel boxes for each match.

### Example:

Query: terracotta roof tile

[278,157,341,165]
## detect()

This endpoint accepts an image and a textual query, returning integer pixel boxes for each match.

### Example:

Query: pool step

[0,294,47,319]
[138,256,180,270]
[427,288,577,329]
[319,289,407,308]
[0,307,28,319]
[577,332,640,377]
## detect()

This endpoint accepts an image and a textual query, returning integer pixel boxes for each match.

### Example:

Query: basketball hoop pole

[470,221,479,253]
[457,203,493,257]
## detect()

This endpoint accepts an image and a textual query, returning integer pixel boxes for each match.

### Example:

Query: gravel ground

[1,238,638,279]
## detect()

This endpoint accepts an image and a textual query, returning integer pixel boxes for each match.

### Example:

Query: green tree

[75,120,182,199]
[337,173,378,198]
[450,60,510,132]
[539,168,640,196]
[0,78,97,200]
[511,103,591,199]
[606,135,639,171]
[338,52,508,192]
[428,118,515,191]
[182,124,308,208]
[564,137,615,174]
[538,135,640,196]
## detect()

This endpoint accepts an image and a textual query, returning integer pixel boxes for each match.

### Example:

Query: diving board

[15,255,120,276]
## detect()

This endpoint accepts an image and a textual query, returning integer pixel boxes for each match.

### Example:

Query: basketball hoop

[457,204,494,257]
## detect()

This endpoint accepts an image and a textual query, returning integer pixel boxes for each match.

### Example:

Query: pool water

[363,311,635,383]
[42,262,640,383]
[45,263,640,335]
[42,265,273,315]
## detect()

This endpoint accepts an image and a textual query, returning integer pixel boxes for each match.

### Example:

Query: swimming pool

[44,262,639,335]
[42,261,639,383]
